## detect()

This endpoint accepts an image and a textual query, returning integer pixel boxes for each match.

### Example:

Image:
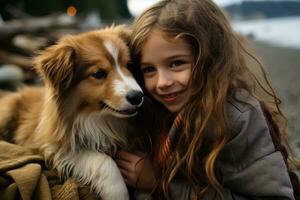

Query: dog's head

[34,25,143,118]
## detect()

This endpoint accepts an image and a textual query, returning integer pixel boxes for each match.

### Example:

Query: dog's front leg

[71,151,129,200]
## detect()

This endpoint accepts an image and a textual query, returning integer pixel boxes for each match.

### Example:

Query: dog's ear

[111,25,132,44]
[34,44,75,93]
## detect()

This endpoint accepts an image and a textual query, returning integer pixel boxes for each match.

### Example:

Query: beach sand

[247,40,300,163]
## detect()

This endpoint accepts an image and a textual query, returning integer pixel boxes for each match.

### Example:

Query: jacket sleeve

[213,102,295,200]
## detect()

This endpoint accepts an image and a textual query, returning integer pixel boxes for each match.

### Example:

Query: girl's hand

[115,150,156,192]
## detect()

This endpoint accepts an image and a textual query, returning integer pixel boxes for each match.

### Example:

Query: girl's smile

[159,90,184,103]
[140,28,193,112]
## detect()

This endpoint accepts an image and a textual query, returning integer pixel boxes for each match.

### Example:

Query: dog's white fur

[0,26,143,199]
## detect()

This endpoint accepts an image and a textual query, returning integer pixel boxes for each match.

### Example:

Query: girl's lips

[159,92,181,103]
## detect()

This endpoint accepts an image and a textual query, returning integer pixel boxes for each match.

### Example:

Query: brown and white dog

[0,26,143,199]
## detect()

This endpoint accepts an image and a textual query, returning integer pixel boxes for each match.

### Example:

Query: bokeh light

[67,6,77,17]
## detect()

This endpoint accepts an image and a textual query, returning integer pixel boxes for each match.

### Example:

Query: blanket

[0,141,97,200]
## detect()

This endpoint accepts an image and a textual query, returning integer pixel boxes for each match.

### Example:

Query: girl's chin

[164,103,184,113]
[156,97,187,113]
[154,94,189,113]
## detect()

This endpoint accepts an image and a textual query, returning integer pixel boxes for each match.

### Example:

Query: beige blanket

[0,141,97,200]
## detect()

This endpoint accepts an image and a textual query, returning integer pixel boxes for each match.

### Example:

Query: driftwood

[0,13,78,40]
[0,13,82,87]
[0,50,32,70]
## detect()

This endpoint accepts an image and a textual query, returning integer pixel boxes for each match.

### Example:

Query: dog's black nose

[126,90,144,105]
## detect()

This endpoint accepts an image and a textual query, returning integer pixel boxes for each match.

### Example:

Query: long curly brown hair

[129,0,288,199]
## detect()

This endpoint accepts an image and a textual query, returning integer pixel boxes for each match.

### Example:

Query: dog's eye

[91,70,107,79]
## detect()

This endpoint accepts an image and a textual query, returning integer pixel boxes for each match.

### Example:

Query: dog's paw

[100,181,129,200]
[69,151,129,200]
[90,153,129,200]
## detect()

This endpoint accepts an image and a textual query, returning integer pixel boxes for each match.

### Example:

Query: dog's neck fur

[71,112,128,154]
[34,89,129,164]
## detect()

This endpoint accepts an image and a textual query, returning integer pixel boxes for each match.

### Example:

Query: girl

[116,0,299,199]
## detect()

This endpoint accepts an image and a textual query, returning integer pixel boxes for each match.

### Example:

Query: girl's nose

[157,70,174,89]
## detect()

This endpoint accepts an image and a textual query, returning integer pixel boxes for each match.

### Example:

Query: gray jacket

[136,93,295,200]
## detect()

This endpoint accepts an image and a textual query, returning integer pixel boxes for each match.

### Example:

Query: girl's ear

[34,44,76,93]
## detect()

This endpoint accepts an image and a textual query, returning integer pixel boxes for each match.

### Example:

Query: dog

[0,25,144,199]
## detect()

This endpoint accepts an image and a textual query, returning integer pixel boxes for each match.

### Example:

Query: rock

[0,64,25,88]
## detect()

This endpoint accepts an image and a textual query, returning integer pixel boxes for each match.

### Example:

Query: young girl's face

[140,28,193,113]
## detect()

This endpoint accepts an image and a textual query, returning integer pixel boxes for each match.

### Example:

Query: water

[232,16,300,49]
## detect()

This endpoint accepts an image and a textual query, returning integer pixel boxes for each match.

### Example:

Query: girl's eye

[170,60,186,68]
[141,66,156,74]
[91,70,107,79]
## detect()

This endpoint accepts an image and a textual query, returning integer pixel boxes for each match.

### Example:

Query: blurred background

[0,0,299,163]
